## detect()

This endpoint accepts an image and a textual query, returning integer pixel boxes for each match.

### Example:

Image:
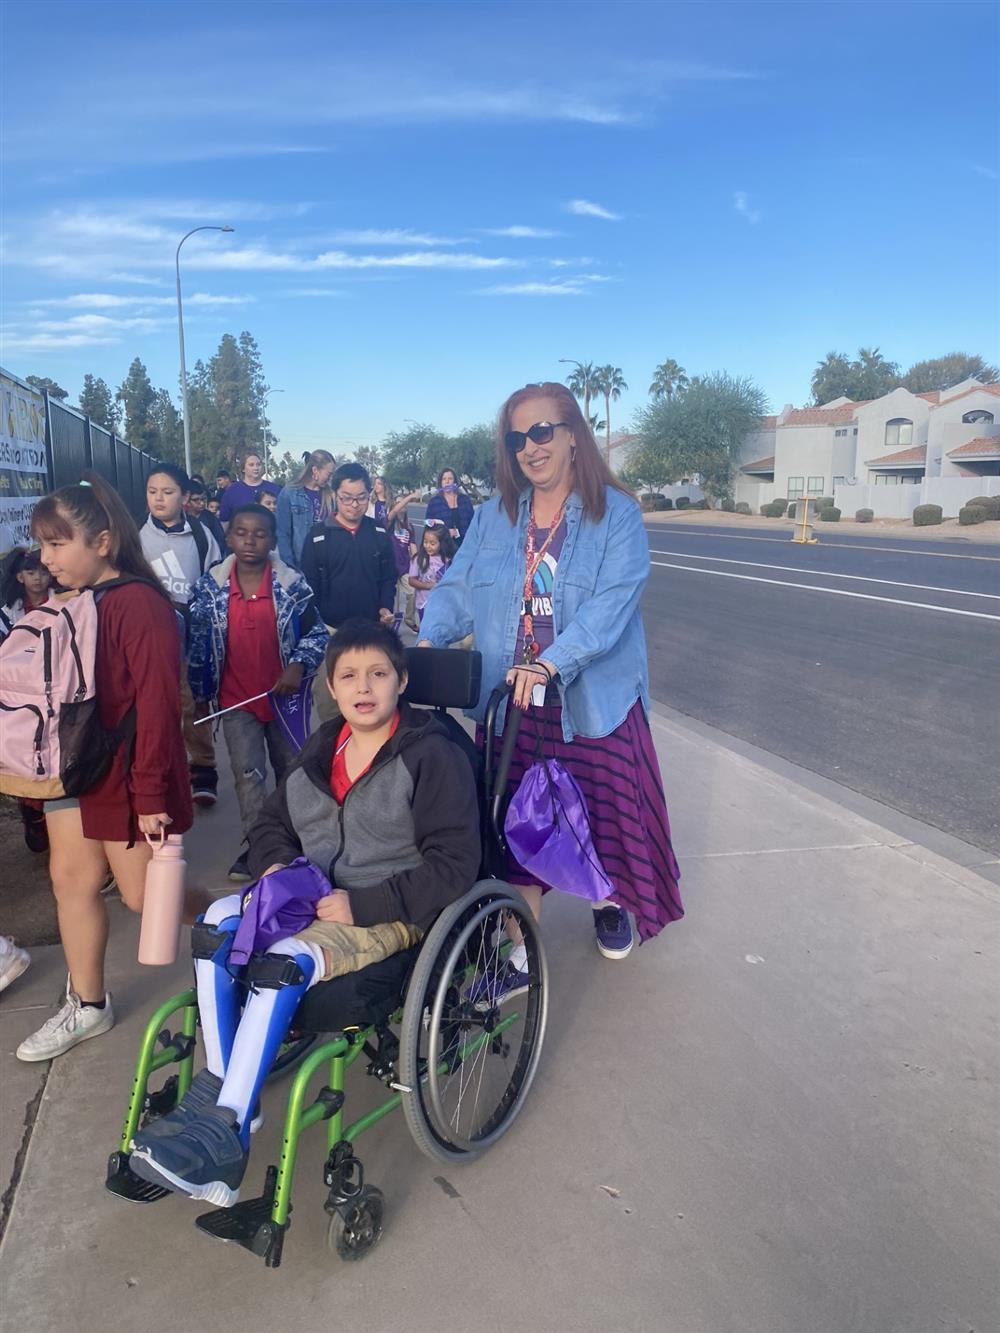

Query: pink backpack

[0,591,134,799]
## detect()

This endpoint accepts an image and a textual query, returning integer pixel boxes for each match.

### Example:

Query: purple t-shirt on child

[514,521,567,663]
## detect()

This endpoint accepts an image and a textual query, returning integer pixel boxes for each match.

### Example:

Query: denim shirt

[418,486,650,740]
[276,486,319,570]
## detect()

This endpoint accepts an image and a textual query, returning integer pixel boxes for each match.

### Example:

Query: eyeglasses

[504,421,569,454]
[336,490,370,507]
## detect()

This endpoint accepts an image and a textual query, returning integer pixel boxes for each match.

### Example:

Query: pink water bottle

[138,833,186,965]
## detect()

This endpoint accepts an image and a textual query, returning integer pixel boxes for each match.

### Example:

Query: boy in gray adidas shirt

[140,462,222,806]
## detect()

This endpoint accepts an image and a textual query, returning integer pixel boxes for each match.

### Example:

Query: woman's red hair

[495,382,634,523]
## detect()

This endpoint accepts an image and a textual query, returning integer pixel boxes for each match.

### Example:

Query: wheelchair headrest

[402,647,482,710]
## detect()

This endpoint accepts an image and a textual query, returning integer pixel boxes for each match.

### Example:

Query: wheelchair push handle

[482,681,524,849]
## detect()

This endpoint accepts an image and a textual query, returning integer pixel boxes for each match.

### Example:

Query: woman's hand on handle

[505,659,555,711]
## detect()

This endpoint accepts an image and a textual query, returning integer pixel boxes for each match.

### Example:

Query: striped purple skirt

[480,700,683,943]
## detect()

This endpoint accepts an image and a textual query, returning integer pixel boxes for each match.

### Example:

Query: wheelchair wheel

[399,881,548,1163]
[326,1185,385,1261]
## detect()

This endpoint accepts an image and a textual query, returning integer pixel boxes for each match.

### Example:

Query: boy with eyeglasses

[300,463,397,633]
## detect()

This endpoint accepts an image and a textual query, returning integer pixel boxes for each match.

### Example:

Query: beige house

[736,378,1000,514]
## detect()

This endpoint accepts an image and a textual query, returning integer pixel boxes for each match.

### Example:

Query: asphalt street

[642,521,1000,855]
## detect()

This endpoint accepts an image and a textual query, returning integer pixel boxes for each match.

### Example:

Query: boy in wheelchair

[129,620,481,1206]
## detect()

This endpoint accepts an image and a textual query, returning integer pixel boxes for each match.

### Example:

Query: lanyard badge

[521,502,565,665]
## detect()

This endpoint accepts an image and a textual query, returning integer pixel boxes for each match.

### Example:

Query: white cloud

[971,163,998,180]
[566,199,622,221]
[323,228,468,246]
[476,275,604,296]
[733,191,762,224]
[282,288,348,298]
[483,226,561,239]
[35,291,252,309]
[1,311,172,351]
[187,247,519,272]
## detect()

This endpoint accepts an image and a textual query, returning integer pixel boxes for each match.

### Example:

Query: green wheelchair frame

[105,682,547,1268]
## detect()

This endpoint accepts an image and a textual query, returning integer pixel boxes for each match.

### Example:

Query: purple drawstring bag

[504,758,615,901]
[229,857,332,966]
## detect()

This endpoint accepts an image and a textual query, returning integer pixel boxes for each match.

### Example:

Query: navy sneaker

[593,905,634,960]
[191,766,218,809]
[129,1106,248,1206]
[228,851,252,882]
[132,1070,263,1147]
[465,959,530,1008]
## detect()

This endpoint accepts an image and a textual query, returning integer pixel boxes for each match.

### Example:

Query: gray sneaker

[0,936,31,993]
[16,985,114,1062]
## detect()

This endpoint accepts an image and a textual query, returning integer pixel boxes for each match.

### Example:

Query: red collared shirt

[330,711,400,804]
[219,565,282,723]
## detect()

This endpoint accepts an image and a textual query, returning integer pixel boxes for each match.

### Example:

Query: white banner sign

[0,370,48,549]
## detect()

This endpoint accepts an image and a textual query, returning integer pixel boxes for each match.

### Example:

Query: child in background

[16,473,195,1063]
[256,488,279,514]
[0,547,52,640]
[207,495,222,518]
[185,479,226,550]
[0,548,53,852]
[390,511,417,628]
[407,525,454,625]
[187,504,328,882]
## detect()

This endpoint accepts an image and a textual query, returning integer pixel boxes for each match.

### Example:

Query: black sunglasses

[504,421,569,454]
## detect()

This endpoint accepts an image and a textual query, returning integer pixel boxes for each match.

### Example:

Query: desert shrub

[786,501,796,520]
[661,496,673,510]
[855,508,874,523]
[771,497,789,516]
[676,496,691,510]
[734,502,751,515]
[959,505,987,526]
[819,506,841,522]
[721,498,736,512]
[912,504,943,526]
[816,496,834,511]
[966,495,1000,520]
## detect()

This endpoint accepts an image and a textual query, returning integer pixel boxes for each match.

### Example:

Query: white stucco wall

[836,475,1000,518]
[854,388,931,479]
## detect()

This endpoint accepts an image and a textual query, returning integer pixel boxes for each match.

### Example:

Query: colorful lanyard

[521,502,565,664]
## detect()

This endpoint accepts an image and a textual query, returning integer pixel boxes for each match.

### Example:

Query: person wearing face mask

[423,468,474,544]
[418,382,682,993]
[219,453,282,527]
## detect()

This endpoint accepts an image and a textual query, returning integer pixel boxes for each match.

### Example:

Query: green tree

[633,371,769,504]
[117,357,160,452]
[150,389,184,464]
[354,445,383,478]
[811,347,901,404]
[210,333,261,464]
[26,375,68,399]
[565,361,600,422]
[78,374,118,430]
[450,423,496,496]
[902,352,999,393]
[619,439,675,494]
[593,364,627,462]
[649,358,688,400]
[381,424,434,492]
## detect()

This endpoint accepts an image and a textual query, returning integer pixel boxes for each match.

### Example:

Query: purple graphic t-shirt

[514,521,567,664]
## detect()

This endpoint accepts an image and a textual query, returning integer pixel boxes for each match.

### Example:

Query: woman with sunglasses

[419,382,682,989]
[423,467,475,544]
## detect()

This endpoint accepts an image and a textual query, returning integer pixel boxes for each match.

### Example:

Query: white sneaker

[0,936,31,994]
[16,985,114,1062]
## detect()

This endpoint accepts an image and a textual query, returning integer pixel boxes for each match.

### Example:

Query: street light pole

[176,224,234,477]
[260,388,284,475]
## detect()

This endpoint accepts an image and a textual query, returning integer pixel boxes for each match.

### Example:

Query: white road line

[647,549,1000,600]
[643,524,1000,562]
[649,560,1000,622]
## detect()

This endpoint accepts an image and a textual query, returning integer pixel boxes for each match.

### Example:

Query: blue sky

[2,0,998,455]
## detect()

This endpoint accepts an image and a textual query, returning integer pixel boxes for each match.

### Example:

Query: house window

[787,476,805,500]
[833,476,846,488]
[853,427,858,435]
[885,418,913,447]
[963,410,994,424]
[834,428,847,437]
[874,473,899,486]
[807,476,824,495]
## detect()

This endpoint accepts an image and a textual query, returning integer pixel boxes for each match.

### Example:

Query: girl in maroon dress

[16,473,194,1064]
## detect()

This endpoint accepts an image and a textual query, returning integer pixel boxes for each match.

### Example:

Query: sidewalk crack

[0,1068,50,1245]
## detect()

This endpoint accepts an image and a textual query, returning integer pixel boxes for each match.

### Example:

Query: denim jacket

[418,486,650,740]
[187,553,329,704]
[276,486,320,570]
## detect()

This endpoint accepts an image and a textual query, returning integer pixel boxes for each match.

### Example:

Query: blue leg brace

[193,896,244,1078]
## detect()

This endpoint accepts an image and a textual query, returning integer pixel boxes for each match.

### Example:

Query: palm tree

[565,361,600,423]
[593,364,628,463]
[649,358,689,400]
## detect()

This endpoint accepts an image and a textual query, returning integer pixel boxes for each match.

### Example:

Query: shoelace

[595,907,625,931]
[35,996,81,1036]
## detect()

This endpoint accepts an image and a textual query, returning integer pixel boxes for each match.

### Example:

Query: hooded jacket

[187,552,328,705]
[140,514,221,608]
[247,703,481,931]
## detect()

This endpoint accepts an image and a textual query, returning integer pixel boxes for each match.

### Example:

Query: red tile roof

[865,445,927,467]
[784,404,860,425]
[741,455,775,472]
[947,437,1000,458]
[914,391,941,403]
[938,382,1000,407]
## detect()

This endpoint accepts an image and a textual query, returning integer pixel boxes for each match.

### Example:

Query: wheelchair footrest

[105,1151,170,1204]
[195,1166,287,1268]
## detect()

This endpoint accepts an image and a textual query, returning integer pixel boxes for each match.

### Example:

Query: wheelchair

[105,648,547,1269]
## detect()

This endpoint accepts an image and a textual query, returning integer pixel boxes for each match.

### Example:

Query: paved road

[642,521,1000,854]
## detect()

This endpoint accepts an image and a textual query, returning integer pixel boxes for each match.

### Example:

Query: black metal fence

[45,393,156,522]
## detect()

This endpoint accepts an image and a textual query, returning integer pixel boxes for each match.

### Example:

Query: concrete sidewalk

[1,708,997,1333]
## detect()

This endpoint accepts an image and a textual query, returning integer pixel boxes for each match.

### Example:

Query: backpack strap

[189,516,209,573]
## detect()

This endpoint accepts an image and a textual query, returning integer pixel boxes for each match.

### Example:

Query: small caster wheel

[326,1185,385,1261]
